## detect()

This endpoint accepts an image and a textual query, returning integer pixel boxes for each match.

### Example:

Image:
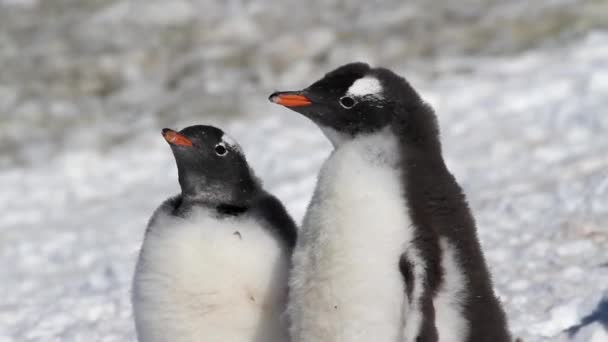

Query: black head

[162,125,258,206]
[269,62,431,146]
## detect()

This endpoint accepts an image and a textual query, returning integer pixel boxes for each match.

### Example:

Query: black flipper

[146,195,184,231]
[399,249,440,342]
[250,194,298,250]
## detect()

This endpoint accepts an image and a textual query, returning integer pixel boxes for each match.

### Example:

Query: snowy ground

[1,1,607,341]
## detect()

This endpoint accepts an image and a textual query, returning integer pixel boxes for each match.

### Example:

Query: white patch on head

[133,208,290,342]
[221,133,242,153]
[346,76,383,97]
[288,130,410,341]
[433,238,469,342]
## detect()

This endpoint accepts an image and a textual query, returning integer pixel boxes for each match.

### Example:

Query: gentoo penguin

[132,125,297,342]
[269,63,511,342]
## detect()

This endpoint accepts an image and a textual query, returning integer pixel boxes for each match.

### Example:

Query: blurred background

[0,0,607,341]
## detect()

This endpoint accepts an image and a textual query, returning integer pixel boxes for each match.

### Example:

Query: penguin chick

[270,63,511,342]
[132,125,297,342]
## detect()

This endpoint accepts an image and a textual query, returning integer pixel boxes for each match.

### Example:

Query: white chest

[133,211,290,342]
[288,133,413,342]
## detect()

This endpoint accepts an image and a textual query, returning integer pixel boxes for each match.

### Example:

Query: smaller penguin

[132,125,297,342]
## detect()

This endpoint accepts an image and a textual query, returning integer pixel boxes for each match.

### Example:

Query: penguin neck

[319,126,350,148]
[178,176,260,216]
[176,192,255,218]
[330,127,401,168]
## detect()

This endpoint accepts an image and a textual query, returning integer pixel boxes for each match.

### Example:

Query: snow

[0,1,607,341]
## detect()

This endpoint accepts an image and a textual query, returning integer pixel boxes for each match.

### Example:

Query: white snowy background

[0,1,607,341]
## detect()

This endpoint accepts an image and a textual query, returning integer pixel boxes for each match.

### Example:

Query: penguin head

[269,62,428,147]
[162,125,258,205]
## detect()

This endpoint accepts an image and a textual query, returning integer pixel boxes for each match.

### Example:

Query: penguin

[269,63,511,342]
[132,125,297,342]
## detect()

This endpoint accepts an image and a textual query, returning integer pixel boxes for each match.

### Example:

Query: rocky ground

[0,1,607,341]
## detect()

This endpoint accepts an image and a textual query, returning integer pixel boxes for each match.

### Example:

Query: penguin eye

[339,96,357,109]
[214,143,228,156]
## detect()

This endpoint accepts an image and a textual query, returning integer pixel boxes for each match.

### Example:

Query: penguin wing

[146,194,184,231]
[250,194,298,250]
[399,253,414,300]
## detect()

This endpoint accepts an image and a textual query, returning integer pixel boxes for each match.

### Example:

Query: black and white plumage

[132,125,297,342]
[270,63,511,342]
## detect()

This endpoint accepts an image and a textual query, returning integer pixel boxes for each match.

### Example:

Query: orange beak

[269,92,312,107]
[162,128,193,147]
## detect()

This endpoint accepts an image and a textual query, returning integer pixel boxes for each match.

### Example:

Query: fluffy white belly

[288,133,412,342]
[133,210,290,342]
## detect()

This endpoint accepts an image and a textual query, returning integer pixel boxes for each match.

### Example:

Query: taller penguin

[270,63,511,342]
